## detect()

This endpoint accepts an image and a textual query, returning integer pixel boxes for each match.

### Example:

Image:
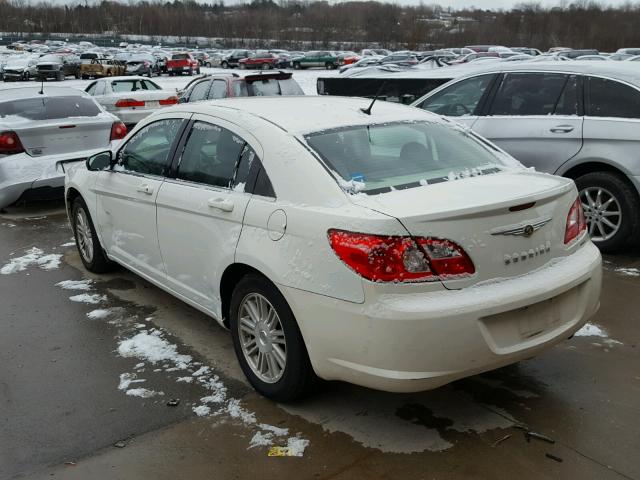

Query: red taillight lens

[110,122,127,141]
[0,130,25,155]
[328,229,474,283]
[115,98,145,108]
[159,96,178,106]
[564,197,587,244]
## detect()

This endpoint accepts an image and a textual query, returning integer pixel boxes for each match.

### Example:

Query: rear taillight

[328,229,474,283]
[159,96,178,106]
[564,197,587,244]
[115,98,145,108]
[0,131,25,155]
[110,122,127,141]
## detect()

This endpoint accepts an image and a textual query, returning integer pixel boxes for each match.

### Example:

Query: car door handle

[136,184,154,195]
[550,125,574,133]
[208,197,234,212]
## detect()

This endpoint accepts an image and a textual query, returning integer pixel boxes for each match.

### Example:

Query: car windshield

[305,121,508,194]
[0,96,101,120]
[38,55,62,63]
[111,80,161,92]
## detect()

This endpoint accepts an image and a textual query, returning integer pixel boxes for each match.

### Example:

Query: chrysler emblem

[490,217,552,237]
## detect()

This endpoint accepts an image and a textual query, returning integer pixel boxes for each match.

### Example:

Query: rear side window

[0,96,101,120]
[419,74,494,117]
[209,80,227,99]
[189,80,211,102]
[305,121,508,194]
[176,121,245,188]
[490,73,569,116]
[587,77,640,118]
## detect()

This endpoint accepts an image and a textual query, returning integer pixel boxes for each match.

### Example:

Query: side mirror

[178,96,187,104]
[86,151,113,171]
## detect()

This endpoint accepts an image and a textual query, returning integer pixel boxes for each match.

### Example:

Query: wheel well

[562,161,626,181]
[219,263,265,328]
[66,187,81,215]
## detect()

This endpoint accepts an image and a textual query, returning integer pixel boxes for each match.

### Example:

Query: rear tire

[575,171,640,253]
[221,61,229,69]
[293,62,301,70]
[230,274,317,402]
[71,197,116,273]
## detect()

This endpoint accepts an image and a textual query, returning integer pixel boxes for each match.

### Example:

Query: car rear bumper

[0,145,117,208]
[279,241,601,393]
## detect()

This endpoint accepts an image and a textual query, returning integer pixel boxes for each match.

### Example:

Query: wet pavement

[1,203,639,480]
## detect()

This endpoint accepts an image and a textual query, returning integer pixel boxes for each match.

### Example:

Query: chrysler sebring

[63,97,602,401]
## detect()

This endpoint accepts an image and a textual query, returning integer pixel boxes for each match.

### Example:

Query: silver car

[412,62,640,252]
[0,87,126,208]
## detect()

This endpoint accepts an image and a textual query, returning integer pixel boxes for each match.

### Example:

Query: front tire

[72,197,115,273]
[230,274,316,402]
[575,171,640,252]
[221,61,229,69]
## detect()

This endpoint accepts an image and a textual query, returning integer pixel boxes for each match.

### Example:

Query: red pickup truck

[166,53,200,76]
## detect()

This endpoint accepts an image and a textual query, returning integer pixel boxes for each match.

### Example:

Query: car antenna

[360,80,387,115]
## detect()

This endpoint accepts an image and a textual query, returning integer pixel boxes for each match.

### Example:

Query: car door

[93,116,188,281]
[415,73,496,129]
[155,115,261,316]
[471,72,584,173]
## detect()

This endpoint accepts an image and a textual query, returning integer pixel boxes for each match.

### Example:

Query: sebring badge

[489,217,552,237]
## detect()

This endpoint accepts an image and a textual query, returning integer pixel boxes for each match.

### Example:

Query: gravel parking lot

[1,201,639,480]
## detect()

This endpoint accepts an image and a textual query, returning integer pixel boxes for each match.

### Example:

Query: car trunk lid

[348,171,578,289]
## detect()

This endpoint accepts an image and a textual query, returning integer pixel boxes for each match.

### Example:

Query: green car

[293,51,341,70]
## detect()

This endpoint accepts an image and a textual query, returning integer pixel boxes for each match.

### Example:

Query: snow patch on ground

[1,247,62,274]
[117,330,192,369]
[57,279,93,291]
[60,241,77,247]
[249,431,274,448]
[69,293,107,304]
[126,388,163,398]
[118,372,146,390]
[614,267,640,277]
[193,405,211,417]
[225,398,257,424]
[192,366,210,377]
[286,436,310,457]
[575,323,607,337]
[176,376,194,383]
[87,309,112,320]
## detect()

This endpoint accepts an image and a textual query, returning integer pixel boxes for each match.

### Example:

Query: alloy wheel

[237,293,287,384]
[580,186,622,242]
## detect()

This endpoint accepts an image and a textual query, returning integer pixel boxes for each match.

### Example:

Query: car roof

[0,86,89,102]
[176,95,439,135]
[339,60,640,86]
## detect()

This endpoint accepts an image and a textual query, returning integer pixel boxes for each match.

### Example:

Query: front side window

[305,121,509,194]
[117,119,183,176]
[419,74,494,117]
[588,77,640,118]
[490,73,570,116]
[176,121,245,188]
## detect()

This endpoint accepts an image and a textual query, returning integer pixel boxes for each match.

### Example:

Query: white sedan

[63,97,602,401]
[84,76,179,126]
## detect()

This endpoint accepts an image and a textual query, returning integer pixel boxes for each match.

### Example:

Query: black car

[220,50,252,69]
[36,54,81,81]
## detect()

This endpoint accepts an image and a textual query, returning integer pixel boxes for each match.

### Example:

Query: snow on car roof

[181,95,438,135]
[0,86,90,102]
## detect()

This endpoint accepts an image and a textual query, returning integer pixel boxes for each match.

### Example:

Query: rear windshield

[305,121,509,194]
[111,80,161,92]
[171,54,189,60]
[0,96,101,121]
[247,78,304,96]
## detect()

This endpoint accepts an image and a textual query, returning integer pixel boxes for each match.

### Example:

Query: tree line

[1,0,639,51]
